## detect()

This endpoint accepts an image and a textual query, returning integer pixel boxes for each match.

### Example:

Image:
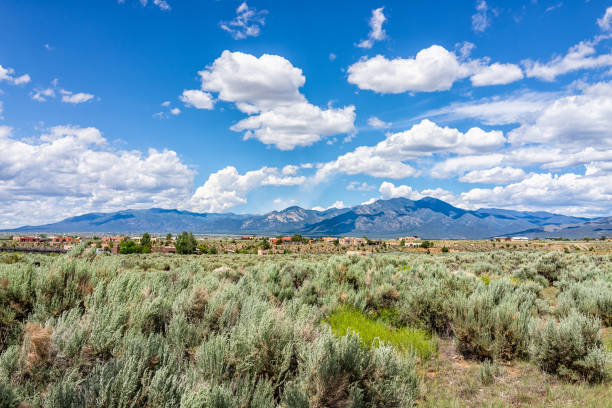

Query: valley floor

[0,247,610,407]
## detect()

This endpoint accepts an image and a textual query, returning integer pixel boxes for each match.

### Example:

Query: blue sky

[1,0,612,227]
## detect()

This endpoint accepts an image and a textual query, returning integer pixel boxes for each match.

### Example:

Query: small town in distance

[3,232,611,256]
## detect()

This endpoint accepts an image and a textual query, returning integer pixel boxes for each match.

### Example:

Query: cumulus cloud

[314,145,418,182]
[311,201,347,211]
[374,119,505,158]
[470,63,524,86]
[180,89,214,109]
[508,81,612,147]
[230,102,355,150]
[347,45,522,93]
[348,46,468,93]
[185,51,355,149]
[220,2,267,40]
[459,166,527,184]
[357,7,387,49]
[0,65,30,85]
[0,125,195,228]
[375,181,457,203]
[367,116,391,128]
[458,172,612,216]
[315,119,503,182]
[188,166,305,212]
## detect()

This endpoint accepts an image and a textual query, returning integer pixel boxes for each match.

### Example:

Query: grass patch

[326,306,435,359]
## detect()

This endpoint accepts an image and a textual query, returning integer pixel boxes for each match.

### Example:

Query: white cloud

[231,102,355,150]
[431,154,504,178]
[161,101,171,107]
[61,92,94,104]
[0,125,195,228]
[315,145,418,182]
[315,119,504,182]
[281,165,300,176]
[347,181,375,191]
[458,172,612,216]
[152,0,170,11]
[198,51,305,112]
[375,119,505,158]
[348,46,469,93]
[375,181,457,204]
[312,201,346,211]
[120,0,171,10]
[470,63,524,86]
[220,2,267,40]
[459,166,527,184]
[31,88,56,102]
[188,166,304,212]
[347,45,522,93]
[379,181,422,200]
[523,39,612,81]
[545,3,563,13]
[30,82,95,104]
[180,89,214,110]
[188,50,355,149]
[170,107,181,115]
[0,65,30,85]
[357,7,387,49]
[367,116,391,128]
[597,6,612,31]
[329,53,337,61]
[508,81,612,147]
[472,0,490,32]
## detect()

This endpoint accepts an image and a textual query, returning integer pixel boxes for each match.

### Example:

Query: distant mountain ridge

[3,197,609,239]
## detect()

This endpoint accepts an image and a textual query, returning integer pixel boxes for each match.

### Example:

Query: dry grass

[22,322,52,370]
[419,339,611,407]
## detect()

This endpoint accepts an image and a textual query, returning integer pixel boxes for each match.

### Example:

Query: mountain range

[4,197,611,239]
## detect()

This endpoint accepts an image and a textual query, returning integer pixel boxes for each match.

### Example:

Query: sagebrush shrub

[530,311,608,383]
[453,280,535,360]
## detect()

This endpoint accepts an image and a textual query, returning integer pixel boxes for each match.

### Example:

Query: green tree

[420,240,433,249]
[261,239,271,250]
[291,234,303,243]
[119,240,141,254]
[175,231,197,254]
[166,233,173,244]
[140,233,152,253]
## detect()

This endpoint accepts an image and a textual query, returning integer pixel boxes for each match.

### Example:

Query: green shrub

[290,331,419,407]
[530,311,608,383]
[556,281,612,326]
[535,252,566,283]
[453,280,535,361]
[0,381,18,408]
